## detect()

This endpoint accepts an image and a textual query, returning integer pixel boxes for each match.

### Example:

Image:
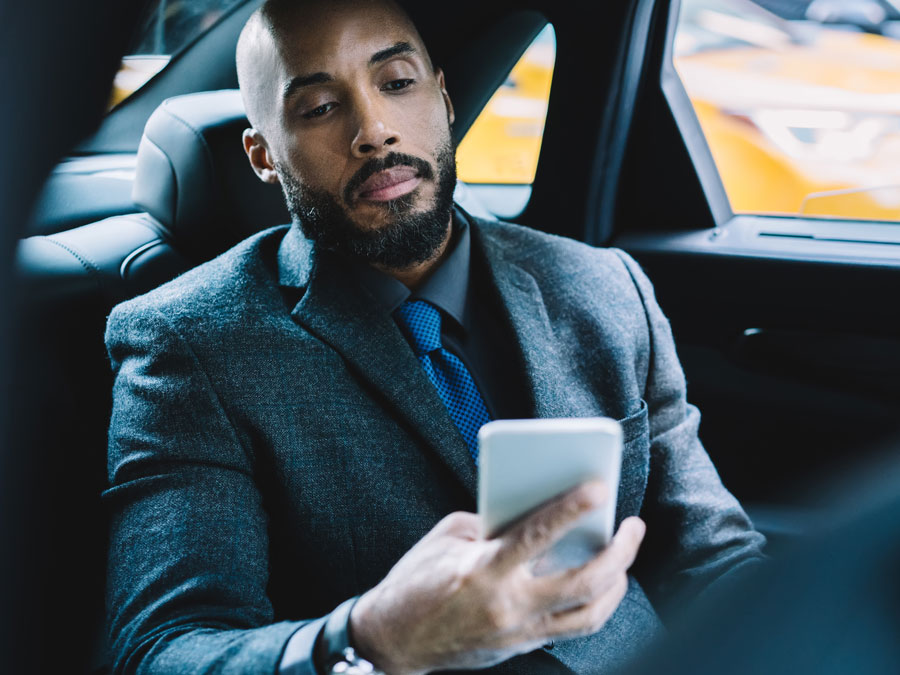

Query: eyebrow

[282,42,417,101]
[370,41,416,65]
[282,72,333,100]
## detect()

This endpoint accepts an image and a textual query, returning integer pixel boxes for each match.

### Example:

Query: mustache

[343,152,435,204]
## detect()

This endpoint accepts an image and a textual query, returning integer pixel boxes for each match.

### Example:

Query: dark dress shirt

[349,210,532,421]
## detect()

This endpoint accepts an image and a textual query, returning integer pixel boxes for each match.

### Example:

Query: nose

[350,91,401,158]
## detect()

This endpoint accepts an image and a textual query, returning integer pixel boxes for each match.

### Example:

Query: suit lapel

[277,225,477,497]
[473,222,611,421]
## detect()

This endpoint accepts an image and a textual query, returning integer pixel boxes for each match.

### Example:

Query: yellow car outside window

[674,0,900,222]
[457,25,556,186]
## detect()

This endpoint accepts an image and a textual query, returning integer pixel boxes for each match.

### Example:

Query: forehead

[270,1,425,74]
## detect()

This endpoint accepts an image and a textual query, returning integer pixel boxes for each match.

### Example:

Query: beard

[275,138,457,269]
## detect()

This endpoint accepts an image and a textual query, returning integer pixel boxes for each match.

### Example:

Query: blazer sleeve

[104,300,330,675]
[612,250,767,615]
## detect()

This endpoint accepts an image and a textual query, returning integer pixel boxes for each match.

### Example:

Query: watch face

[331,647,380,675]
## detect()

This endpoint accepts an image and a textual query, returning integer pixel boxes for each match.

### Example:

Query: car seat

[13,89,288,674]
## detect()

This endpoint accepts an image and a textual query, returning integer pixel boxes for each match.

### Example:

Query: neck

[372,216,453,290]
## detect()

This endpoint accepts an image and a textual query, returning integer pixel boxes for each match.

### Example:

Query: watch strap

[316,596,384,674]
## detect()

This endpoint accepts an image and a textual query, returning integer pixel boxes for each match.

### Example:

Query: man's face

[246,0,457,268]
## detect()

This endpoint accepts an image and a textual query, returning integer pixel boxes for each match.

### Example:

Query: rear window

[456,24,556,218]
[110,0,246,108]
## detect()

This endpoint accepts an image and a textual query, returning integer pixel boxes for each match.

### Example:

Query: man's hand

[349,481,646,674]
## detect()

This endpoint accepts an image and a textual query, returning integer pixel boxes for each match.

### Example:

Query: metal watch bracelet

[330,646,385,674]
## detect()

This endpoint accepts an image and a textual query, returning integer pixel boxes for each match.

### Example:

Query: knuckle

[520,518,552,552]
[570,482,605,509]
[560,565,583,590]
[483,602,512,632]
[564,563,610,605]
[585,573,610,602]
[442,511,468,527]
[585,574,628,633]
[536,607,556,637]
[569,569,598,602]
[561,492,593,521]
[455,566,477,588]
[440,511,476,534]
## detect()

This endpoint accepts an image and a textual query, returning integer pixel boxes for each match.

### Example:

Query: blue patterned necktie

[394,300,491,464]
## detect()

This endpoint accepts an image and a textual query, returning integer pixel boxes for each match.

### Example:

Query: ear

[242,128,280,184]
[435,68,455,126]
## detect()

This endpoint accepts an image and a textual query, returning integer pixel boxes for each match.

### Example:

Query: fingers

[428,510,482,541]
[493,481,608,571]
[531,516,646,612]
[531,518,644,639]
[541,570,630,639]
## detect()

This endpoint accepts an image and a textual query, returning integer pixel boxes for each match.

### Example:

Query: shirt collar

[349,210,471,329]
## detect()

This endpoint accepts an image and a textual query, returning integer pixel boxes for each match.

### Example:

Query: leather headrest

[132,89,290,261]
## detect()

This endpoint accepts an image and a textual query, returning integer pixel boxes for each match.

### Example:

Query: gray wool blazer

[104,211,766,675]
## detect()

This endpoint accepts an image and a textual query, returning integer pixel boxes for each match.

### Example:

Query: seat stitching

[42,236,110,298]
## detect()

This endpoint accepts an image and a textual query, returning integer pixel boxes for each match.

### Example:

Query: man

[104,1,766,673]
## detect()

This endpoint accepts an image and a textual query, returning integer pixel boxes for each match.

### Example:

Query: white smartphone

[477,417,623,574]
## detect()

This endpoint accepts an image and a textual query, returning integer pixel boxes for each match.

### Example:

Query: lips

[355,166,422,202]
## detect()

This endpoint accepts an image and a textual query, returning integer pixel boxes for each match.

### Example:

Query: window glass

[110,0,246,108]
[674,0,900,221]
[456,24,555,215]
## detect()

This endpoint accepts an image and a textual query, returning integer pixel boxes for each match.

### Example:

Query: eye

[302,102,336,119]
[382,79,414,92]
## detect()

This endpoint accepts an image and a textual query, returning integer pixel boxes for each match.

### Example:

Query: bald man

[104,1,766,674]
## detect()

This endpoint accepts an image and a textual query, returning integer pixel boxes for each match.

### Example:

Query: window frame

[78,0,258,154]
[621,0,900,269]
[454,21,556,220]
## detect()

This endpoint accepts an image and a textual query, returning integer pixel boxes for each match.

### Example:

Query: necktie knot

[394,300,442,356]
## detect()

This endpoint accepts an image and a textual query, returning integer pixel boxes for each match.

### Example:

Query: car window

[456,24,556,218]
[110,0,247,108]
[673,0,900,222]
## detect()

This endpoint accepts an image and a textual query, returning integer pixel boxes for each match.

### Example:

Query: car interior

[5,0,900,673]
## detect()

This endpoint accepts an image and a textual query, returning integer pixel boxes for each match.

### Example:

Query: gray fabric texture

[104,212,766,674]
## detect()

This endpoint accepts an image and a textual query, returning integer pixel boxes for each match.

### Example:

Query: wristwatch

[329,647,383,674]
[317,597,385,675]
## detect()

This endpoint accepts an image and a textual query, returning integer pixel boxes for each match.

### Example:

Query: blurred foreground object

[623,440,900,675]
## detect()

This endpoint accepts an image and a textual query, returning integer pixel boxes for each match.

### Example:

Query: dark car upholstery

[13,89,285,674]
[132,90,290,262]
[19,89,288,311]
